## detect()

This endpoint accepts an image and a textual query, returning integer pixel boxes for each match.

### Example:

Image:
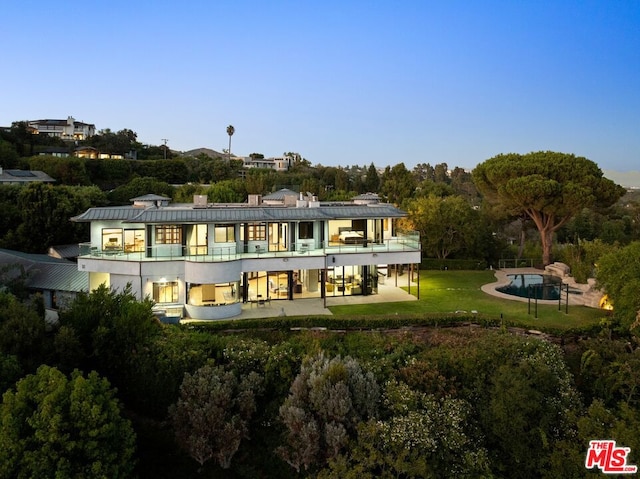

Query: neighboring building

[72,192,420,320]
[48,244,81,261]
[37,147,70,157]
[181,149,292,173]
[0,248,89,310]
[242,155,292,171]
[0,167,55,185]
[74,146,124,160]
[28,116,95,141]
[74,146,99,159]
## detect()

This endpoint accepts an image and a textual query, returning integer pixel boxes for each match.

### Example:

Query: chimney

[193,195,207,208]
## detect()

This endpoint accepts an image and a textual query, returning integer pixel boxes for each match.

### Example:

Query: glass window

[352,219,366,232]
[247,223,266,241]
[124,229,145,252]
[153,281,178,303]
[156,225,182,244]
[102,228,123,250]
[214,224,235,243]
[187,224,208,255]
[299,222,314,239]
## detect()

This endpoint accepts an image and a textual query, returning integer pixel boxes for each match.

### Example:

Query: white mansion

[72,190,421,320]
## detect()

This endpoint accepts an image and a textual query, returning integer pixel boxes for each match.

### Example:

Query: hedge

[180,312,609,342]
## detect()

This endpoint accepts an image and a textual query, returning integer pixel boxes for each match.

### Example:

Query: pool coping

[481,268,567,304]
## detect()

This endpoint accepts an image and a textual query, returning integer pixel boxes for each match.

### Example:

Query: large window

[153,281,178,303]
[246,223,266,241]
[102,228,123,251]
[269,223,288,252]
[124,229,145,252]
[156,225,182,244]
[187,224,207,255]
[214,224,235,243]
[298,222,314,239]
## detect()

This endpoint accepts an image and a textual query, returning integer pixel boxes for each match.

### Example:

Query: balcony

[78,232,420,263]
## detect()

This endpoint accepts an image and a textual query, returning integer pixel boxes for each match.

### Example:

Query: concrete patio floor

[201,280,419,321]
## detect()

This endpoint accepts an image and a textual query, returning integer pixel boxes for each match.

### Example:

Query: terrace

[78,232,420,262]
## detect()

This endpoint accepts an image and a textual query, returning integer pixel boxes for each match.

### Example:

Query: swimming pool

[496,273,563,300]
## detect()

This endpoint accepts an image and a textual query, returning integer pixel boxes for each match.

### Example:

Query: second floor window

[156,225,182,244]
[214,224,235,243]
[102,228,123,250]
[299,222,314,239]
[246,223,266,241]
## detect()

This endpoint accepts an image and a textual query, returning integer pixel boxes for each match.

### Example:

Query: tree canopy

[472,151,625,265]
[404,195,485,259]
[278,353,379,473]
[0,365,136,478]
[169,361,263,469]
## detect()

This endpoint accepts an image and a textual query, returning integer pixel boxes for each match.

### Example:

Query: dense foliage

[1,286,640,478]
[170,361,264,469]
[0,365,136,479]
[596,241,640,332]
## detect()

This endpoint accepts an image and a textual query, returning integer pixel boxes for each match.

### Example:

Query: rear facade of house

[72,191,421,320]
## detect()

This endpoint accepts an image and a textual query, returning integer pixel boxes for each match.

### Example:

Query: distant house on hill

[37,147,70,157]
[242,155,292,171]
[0,167,55,185]
[74,146,124,160]
[28,116,95,141]
[181,148,292,172]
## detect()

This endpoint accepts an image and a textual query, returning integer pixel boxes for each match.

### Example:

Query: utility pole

[161,139,169,160]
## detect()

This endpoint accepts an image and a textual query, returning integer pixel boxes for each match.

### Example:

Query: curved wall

[185,259,242,283]
[185,302,242,320]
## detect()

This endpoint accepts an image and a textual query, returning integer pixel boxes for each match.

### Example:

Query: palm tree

[226,125,235,162]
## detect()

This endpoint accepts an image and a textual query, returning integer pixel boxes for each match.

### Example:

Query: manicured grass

[329,270,606,331]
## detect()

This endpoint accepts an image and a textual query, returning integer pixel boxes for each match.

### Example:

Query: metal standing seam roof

[48,244,80,259]
[262,188,299,200]
[24,262,88,292]
[71,204,407,224]
[317,205,405,219]
[0,249,88,293]
[130,194,172,202]
[71,206,148,222]
[353,192,381,200]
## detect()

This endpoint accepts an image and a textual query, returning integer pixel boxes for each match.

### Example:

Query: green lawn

[329,270,606,331]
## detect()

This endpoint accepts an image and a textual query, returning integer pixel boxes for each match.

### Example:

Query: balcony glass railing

[78,233,420,262]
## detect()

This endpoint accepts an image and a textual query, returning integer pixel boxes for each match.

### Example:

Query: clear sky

[2,1,639,172]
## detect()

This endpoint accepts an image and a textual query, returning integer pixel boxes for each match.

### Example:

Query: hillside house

[72,191,420,320]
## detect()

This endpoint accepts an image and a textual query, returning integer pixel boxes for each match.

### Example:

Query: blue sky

[2,1,639,172]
